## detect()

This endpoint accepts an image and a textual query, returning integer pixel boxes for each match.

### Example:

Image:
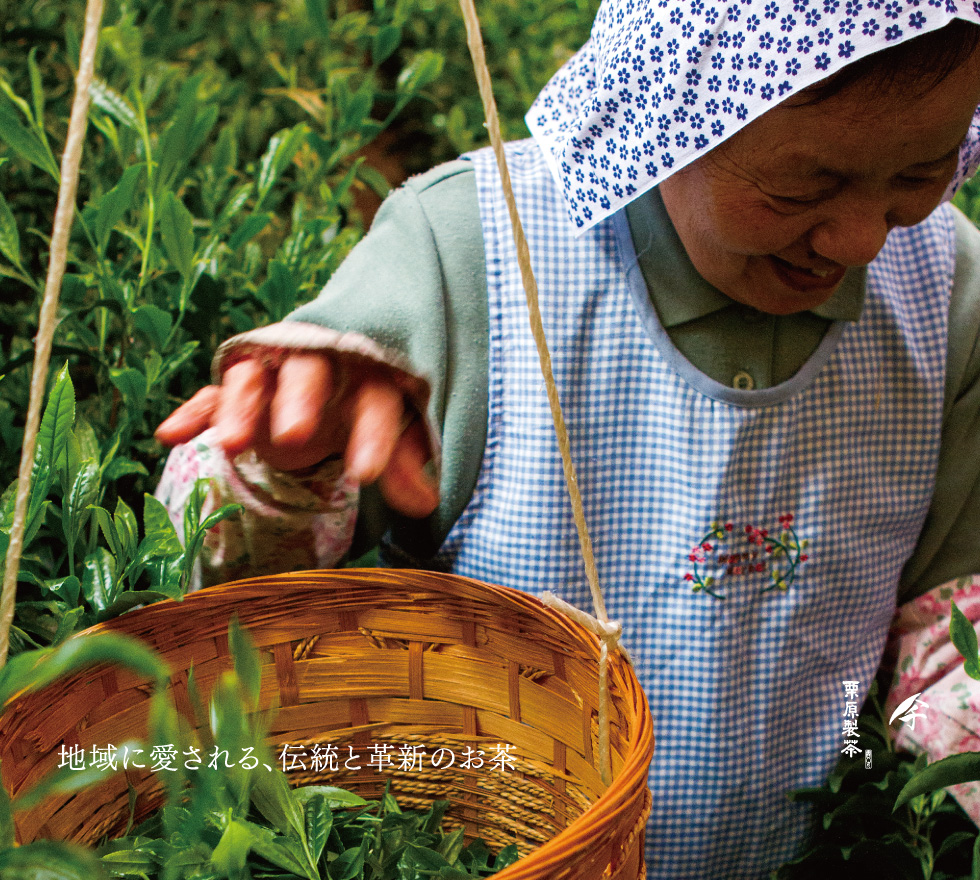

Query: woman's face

[659,47,980,315]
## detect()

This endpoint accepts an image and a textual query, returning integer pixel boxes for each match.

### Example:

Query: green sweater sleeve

[287,161,489,558]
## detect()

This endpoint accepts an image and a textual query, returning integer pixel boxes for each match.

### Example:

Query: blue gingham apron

[436,139,953,878]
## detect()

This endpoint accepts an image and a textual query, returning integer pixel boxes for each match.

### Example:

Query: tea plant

[775,680,980,880]
[0,364,243,653]
[891,602,980,821]
[0,0,448,652]
[0,618,519,879]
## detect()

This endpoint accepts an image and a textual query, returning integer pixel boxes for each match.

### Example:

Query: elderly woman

[157,3,980,876]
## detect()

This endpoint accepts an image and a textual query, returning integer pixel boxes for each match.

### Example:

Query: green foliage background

[0,0,597,650]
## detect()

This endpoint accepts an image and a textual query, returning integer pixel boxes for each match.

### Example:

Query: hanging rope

[0,0,106,668]
[456,0,622,785]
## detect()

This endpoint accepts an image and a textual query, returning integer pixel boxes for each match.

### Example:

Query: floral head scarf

[527,0,980,231]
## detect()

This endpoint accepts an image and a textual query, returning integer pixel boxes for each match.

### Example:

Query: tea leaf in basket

[436,826,466,865]
[401,842,455,873]
[491,844,519,870]
[211,819,253,877]
[329,835,369,880]
[228,617,261,712]
[292,785,367,811]
[99,846,157,873]
[0,631,168,707]
[0,839,110,879]
[251,763,307,842]
[304,794,331,866]
[238,819,318,879]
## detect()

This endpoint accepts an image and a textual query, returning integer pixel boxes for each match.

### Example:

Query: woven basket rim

[2,568,654,879]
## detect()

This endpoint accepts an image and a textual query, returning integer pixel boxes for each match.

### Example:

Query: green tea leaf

[305,0,331,37]
[99,847,157,872]
[951,600,980,680]
[355,163,392,201]
[132,303,173,349]
[0,840,110,879]
[251,765,306,840]
[109,368,148,417]
[94,164,143,253]
[331,837,369,880]
[304,794,331,865]
[113,496,139,563]
[397,50,445,95]
[81,547,115,612]
[89,80,140,131]
[35,365,75,495]
[140,494,184,558]
[97,591,174,620]
[27,47,45,129]
[211,819,253,875]
[158,191,196,281]
[228,618,262,711]
[372,24,402,64]
[0,102,59,179]
[895,751,980,810]
[405,842,453,871]
[50,606,84,645]
[293,784,367,810]
[241,822,315,877]
[228,212,272,251]
[437,826,466,864]
[44,575,81,607]
[0,189,21,267]
[256,125,309,207]
[64,462,99,532]
[90,508,122,563]
[493,843,520,869]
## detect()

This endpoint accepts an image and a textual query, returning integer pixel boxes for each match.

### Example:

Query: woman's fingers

[345,379,407,483]
[378,420,440,518]
[270,354,334,446]
[213,358,274,455]
[154,384,221,446]
[156,350,439,518]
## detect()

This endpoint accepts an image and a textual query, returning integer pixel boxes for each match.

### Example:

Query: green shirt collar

[625,187,866,327]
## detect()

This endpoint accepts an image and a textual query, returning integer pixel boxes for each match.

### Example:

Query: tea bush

[0,0,593,651]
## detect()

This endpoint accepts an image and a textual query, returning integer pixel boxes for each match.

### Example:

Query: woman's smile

[658,41,980,315]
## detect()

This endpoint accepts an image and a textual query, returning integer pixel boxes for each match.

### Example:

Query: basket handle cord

[0,0,107,668]
[457,0,622,786]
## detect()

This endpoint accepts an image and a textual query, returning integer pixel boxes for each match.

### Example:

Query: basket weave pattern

[1,569,653,879]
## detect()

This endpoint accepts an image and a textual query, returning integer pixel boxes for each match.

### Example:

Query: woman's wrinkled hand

[154,351,439,518]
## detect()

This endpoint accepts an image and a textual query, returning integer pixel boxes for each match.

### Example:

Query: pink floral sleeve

[885,574,980,823]
[154,427,359,590]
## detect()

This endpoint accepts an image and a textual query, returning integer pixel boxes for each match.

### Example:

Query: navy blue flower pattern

[527,0,980,230]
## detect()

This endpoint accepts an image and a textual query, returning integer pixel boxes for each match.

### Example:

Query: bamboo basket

[0,569,654,878]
